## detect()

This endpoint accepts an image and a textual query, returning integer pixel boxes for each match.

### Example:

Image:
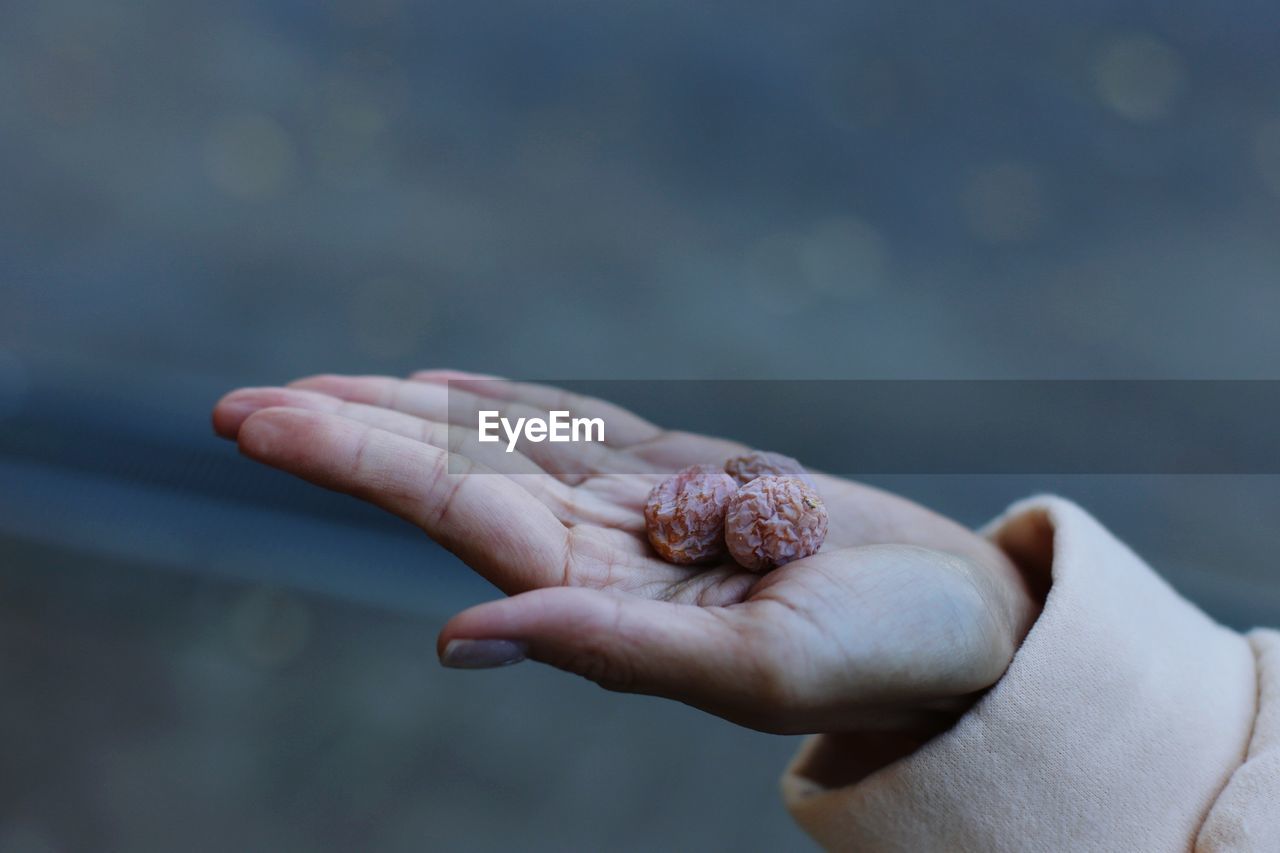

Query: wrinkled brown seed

[723,450,816,489]
[643,464,738,565]
[724,476,828,572]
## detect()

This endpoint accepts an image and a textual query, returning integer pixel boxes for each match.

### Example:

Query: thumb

[438,587,786,719]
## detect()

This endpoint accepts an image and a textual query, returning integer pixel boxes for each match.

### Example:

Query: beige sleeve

[781,496,1280,852]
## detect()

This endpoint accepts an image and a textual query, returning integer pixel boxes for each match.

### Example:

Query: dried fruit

[644,464,738,565]
[724,450,816,489]
[724,476,828,572]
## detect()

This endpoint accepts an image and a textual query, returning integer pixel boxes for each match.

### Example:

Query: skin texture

[212,371,1041,736]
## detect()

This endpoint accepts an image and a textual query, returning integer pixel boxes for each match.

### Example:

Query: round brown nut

[725,476,828,572]
[724,450,816,489]
[644,464,738,565]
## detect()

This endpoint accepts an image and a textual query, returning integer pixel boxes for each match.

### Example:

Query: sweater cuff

[781,496,1257,852]
[1196,628,1280,850]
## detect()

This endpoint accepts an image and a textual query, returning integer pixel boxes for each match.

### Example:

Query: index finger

[236,406,573,595]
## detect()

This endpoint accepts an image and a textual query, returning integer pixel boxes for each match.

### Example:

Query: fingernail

[219,398,257,424]
[440,639,528,669]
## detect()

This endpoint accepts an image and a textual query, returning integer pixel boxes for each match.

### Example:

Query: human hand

[213,371,1039,736]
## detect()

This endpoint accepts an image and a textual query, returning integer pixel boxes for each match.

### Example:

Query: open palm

[214,371,1037,735]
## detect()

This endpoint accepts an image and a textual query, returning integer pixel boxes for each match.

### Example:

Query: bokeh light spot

[1094,35,1184,123]
[743,218,888,313]
[961,161,1047,243]
[798,218,889,296]
[204,113,297,199]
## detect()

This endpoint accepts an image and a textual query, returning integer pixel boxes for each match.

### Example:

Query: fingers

[439,545,1019,735]
[217,386,438,442]
[412,370,663,447]
[285,374,647,481]
[235,406,571,593]
[410,371,754,471]
[438,587,787,724]
[216,386,544,474]
[286,371,750,477]
[216,388,647,528]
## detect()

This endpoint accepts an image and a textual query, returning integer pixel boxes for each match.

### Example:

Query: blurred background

[2,0,1280,850]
